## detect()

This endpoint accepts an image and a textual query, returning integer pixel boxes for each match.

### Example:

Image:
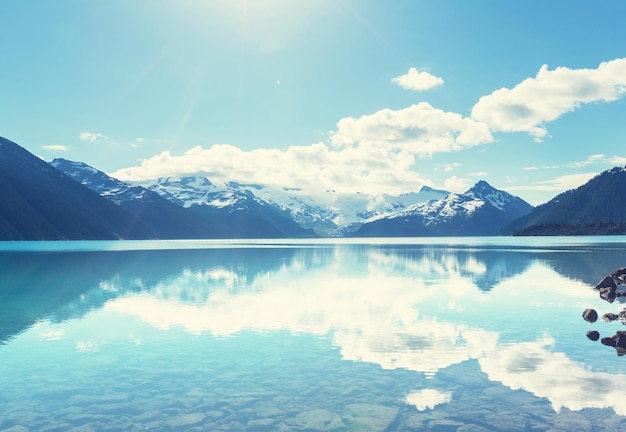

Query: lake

[2,237,626,431]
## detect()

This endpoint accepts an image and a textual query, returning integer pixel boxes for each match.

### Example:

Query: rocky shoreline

[583,268,626,355]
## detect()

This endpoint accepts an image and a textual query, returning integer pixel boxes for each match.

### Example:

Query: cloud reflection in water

[100,244,626,415]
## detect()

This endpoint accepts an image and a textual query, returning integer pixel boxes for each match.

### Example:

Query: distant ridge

[502,166,626,235]
[0,137,155,240]
[351,181,533,236]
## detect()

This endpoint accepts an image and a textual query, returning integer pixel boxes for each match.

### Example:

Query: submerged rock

[582,308,598,323]
[291,409,344,431]
[342,404,399,432]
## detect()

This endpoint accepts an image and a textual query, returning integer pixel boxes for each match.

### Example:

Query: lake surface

[2,237,626,431]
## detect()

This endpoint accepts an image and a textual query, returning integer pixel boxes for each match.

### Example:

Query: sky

[1,0,626,205]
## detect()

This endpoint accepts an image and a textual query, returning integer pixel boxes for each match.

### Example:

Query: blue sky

[2,0,626,205]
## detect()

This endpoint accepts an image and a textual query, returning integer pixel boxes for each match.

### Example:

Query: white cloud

[569,153,605,167]
[110,58,626,199]
[609,155,626,165]
[471,58,626,141]
[524,173,598,191]
[391,67,444,91]
[112,142,428,195]
[443,175,470,192]
[113,102,495,196]
[506,172,596,193]
[41,145,68,152]
[331,102,493,155]
[79,132,106,142]
[443,162,461,172]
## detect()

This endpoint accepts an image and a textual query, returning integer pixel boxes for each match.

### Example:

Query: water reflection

[3,238,626,428]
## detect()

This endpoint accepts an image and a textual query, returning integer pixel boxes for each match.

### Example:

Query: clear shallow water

[2,237,626,431]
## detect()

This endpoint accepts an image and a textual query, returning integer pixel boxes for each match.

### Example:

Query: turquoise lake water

[2,237,626,431]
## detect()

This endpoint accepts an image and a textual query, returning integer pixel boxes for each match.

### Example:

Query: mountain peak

[464,181,532,214]
[466,180,495,194]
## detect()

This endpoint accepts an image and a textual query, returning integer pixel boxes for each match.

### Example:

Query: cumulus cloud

[79,132,106,142]
[391,67,444,91]
[443,175,470,192]
[113,101,495,195]
[112,142,427,195]
[41,145,68,152]
[331,102,493,155]
[471,58,626,141]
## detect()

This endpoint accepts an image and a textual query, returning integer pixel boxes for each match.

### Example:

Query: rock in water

[582,308,598,323]
[611,268,626,284]
[601,331,626,356]
[586,330,600,341]
[599,286,617,303]
[603,313,619,322]
[596,275,617,290]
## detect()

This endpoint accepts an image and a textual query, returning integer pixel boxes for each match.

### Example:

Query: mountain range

[2,135,625,239]
[50,156,533,238]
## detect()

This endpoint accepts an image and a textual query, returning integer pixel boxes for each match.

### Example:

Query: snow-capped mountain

[352,181,533,236]
[51,159,314,238]
[52,158,151,204]
[136,176,450,236]
[50,158,532,238]
[137,176,315,237]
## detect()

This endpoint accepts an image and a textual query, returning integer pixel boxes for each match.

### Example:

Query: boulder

[582,308,598,323]
[596,275,617,290]
[586,330,600,341]
[599,286,617,303]
[603,313,619,322]
[601,331,626,356]
[611,268,626,284]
